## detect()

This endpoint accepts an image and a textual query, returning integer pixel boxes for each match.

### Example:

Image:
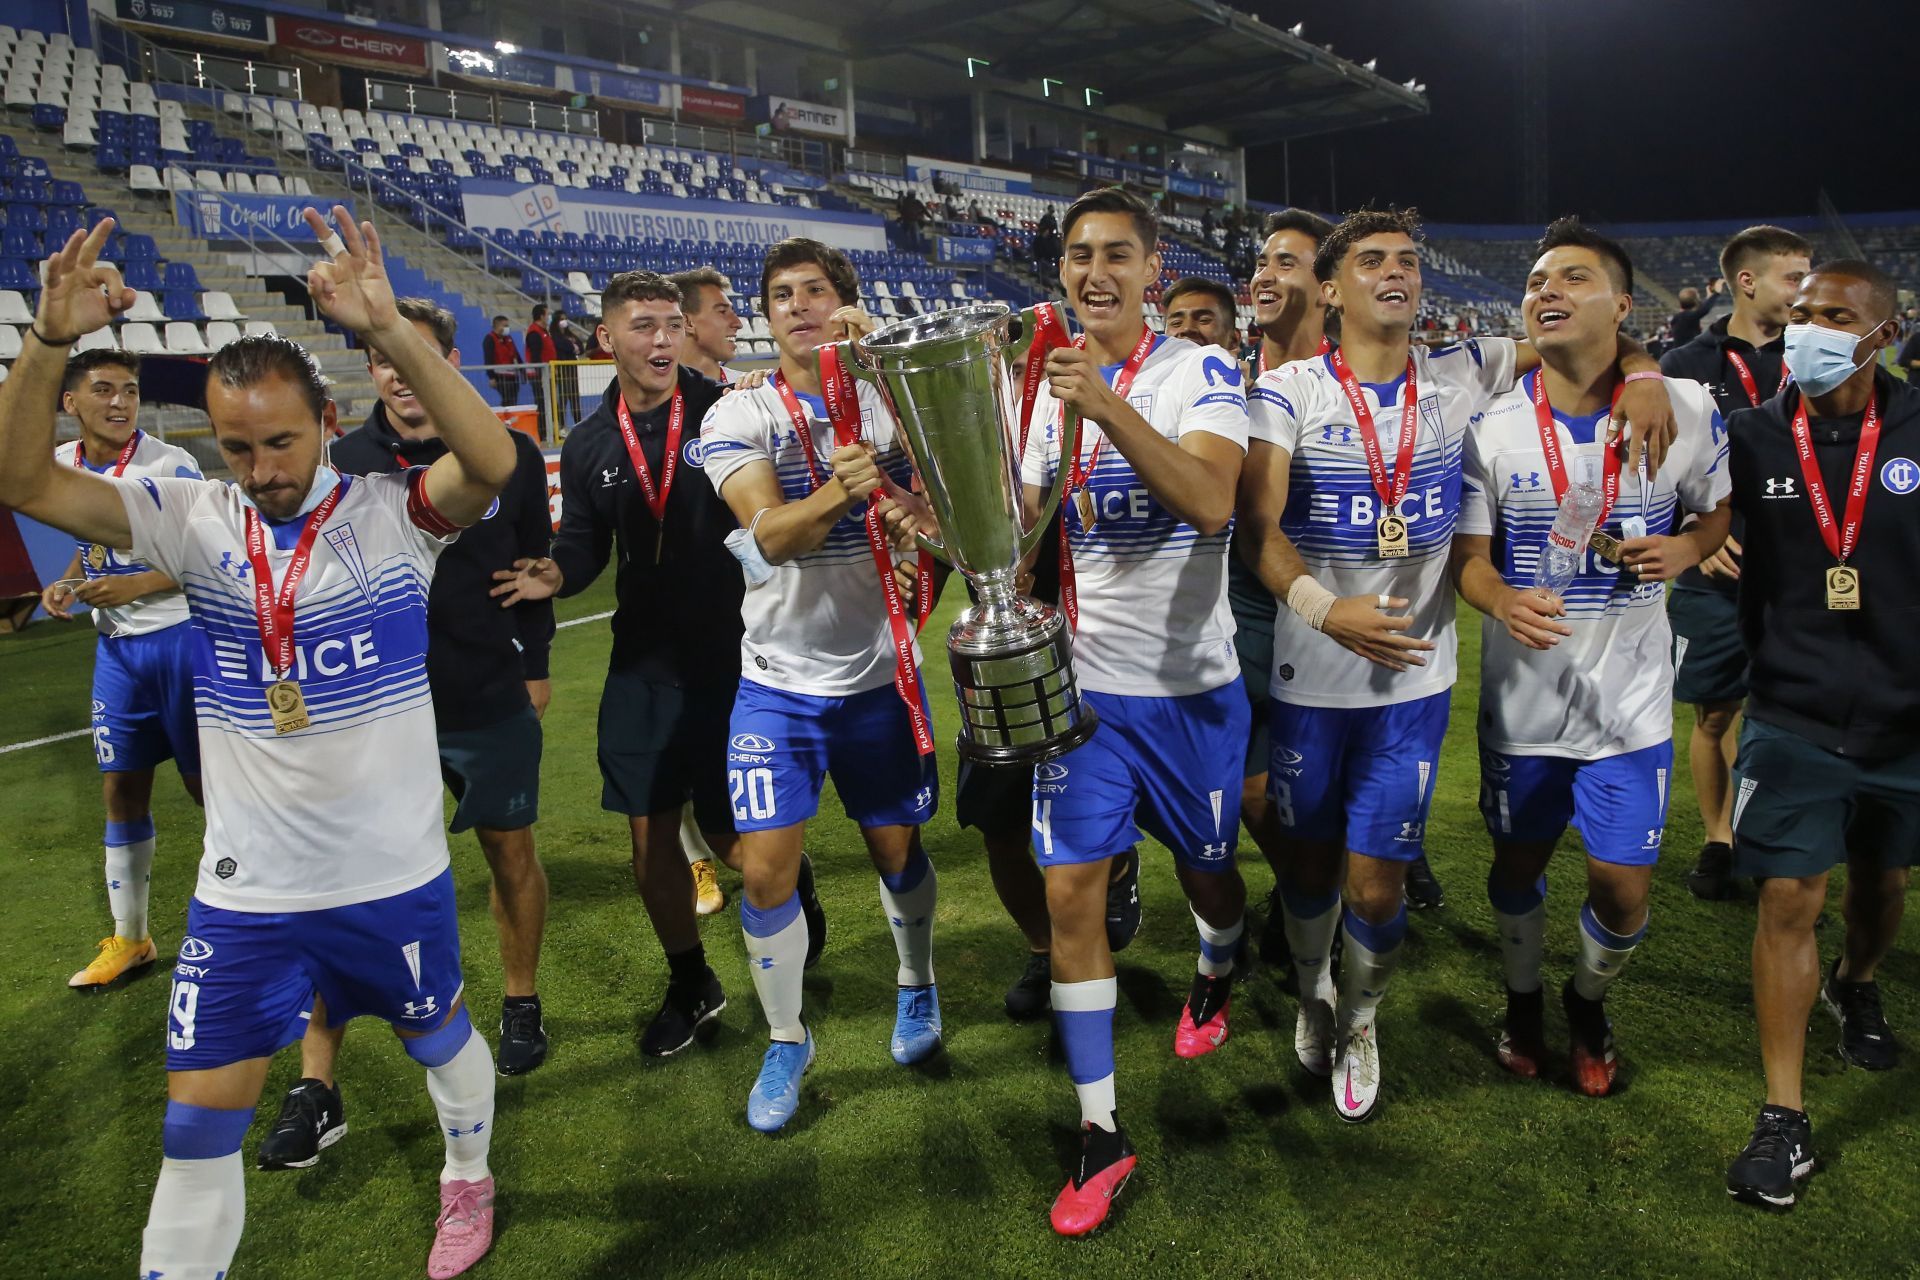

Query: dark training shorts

[1731,718,1920,880]
[439,705,543,834]
[597,667,738,836]
[1668,587,1747,706]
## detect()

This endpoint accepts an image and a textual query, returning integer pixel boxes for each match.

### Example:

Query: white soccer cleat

[1295,996,1335,1077]
[1332,1021,1382,1123]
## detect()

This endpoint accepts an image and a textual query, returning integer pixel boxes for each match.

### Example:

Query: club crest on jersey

[1128,392,1155,417]
[402,940,422,988]
[323,525,374,602]
[1418,394,1444,438]
[1881,457,1919,495]
[683,437,708,468]
[481,497,501,521]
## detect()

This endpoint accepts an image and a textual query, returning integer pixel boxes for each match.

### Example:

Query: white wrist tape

[1286,574,1339,632]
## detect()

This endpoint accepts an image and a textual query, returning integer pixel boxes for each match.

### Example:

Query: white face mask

[1783,319,1886,397]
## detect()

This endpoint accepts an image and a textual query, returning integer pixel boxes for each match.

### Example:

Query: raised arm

[302,207,514,526]
[0,221,137,546]
[717,445,876,565]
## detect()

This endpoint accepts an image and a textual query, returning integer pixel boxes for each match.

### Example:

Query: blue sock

[1052,976,1117,1130]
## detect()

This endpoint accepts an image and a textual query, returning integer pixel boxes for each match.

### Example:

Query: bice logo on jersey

[254,632,381,681]
[1311,485,1447,528]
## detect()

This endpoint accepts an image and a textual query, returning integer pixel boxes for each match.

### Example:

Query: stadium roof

[678,0,1429,146]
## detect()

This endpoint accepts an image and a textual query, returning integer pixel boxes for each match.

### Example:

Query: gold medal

[86,543,108,570]
[266,680,311,734]
[1588,530,1624,564]
[1074,488,1098,531]
[1376,514,1409,558]
[1826,564,1861,611]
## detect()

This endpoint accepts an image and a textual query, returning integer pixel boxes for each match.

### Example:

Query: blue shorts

[164,869,465,1072]
[1268,691,1451,860]
[726,678,938,833]
[1030,683,1250,872]
[91,624,200,776]
[1478,741,1673,866]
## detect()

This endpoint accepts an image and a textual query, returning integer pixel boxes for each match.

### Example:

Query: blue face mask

[1783,320,1885,397]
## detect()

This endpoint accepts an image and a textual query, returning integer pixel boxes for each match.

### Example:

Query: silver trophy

[823,301,1098,764]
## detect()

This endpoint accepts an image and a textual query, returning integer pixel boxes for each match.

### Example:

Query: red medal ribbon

[1328,348,1420,529]
[1791,389,1880,565]
[773,359,935,757]
[615,383,684,525]
[1057,325,1157,629]
[1725,350,1791,409]
[73,429,142,476]
[1018,305,1071,454]
[1530,370,1626,527]
[243,482,346,681]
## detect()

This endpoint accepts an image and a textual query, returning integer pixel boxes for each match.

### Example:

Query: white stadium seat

[163,322,210,356]
[242,320,277,339]
[125,291,169,323]
[201,291,244,321]
[204,321,242,350]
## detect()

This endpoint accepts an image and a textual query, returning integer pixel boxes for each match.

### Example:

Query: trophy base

[948,597,1099,766]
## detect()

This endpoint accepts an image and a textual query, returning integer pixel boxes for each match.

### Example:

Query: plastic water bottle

[1534,479,1604,594]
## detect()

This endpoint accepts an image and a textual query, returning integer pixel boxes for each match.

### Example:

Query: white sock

[106,832,155,940]
[425,1027,496,1183]
[877,846,936,987]
[1488,875,1548,995]
[743,892,809,1042]
[141,1153,245,1279]
[1573,900,1646,1002]
[1281,890,1340,1004]
[681,810,714,865]
[1192,906,1244,977]
[1336,909,1407,1034]
[1076,1073,1117,1131]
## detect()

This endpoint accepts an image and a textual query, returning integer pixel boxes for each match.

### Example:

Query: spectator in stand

[1201,206,1217,247]
[897,191,928,251]
[1670,280,1722,347]
[1037,208,1059,238]
[525,304,556,433]
[550,308,584,426]
[1031,222,1063,284]
[483,315,523,407]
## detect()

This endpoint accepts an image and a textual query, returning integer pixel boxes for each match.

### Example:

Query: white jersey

[1461,370,1729,759]
[55,433,203,637]
[700,376,921,697]
[1249,338,1519,708]
[1020,336,1248,697]
[119,468,460,912]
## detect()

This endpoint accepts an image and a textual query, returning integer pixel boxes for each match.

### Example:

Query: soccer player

[1723,260,1914,1210]
[1452,218,1730,1096]
[671,266,745,387]
[699,237,942,1134]
[492,271,816,1058]
[1161,276,1239,349]
[0,213,517,1278]
[1240,206,1674,1123]
[39,349,207,992]
[251,296,557,1168]
[1659,226,1811,900]
[1019,188,1250,1235]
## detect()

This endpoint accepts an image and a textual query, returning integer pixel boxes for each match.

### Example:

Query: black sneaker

[1686,842,1737,901]
[498,995,548,1076]
[257,1077,346,1171]
[1105,851,1142,953]
[1404,854,1445,910]
[797,854,828,970]
[1005,951,1052,1020]
[1822,960,1899,1071]
[1727,1105,1815,1210]
[641,968,727,1058]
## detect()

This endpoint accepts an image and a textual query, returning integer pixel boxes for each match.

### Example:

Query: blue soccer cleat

[746,1031,814,1133]
[890,984,943,1065]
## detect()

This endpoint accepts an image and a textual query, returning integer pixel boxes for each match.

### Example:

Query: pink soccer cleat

[428,1176,496,1278]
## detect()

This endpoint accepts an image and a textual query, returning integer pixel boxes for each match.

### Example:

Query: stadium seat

[164,321,210,355]
[127,165,163,197]
[204,320,241,350]
[164,289,205,321]
[73,326,117,352]
[124,290,167,322]
[0,324,21,360]
[242,319,276,339]
[201,290,243,321]
[0,289,31,324]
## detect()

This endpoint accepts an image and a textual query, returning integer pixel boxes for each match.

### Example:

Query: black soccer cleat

[1005,951,1052,1020]
[257,1077,347,1171]
[497,994,548,1076]
[1106,851,1142,953]
[797,854,828,970]
[1686,841,1737,902]
[1822,960,1900,1071]
[1404,854,1445,910]
[1727,1105,1815,1210]
[641,968,727,1058]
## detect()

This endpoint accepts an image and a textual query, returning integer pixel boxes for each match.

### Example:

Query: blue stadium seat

[120,234,157,261]
[2,229,40,258]
[165,289,206,320]
[0,258,39,291]
[123,261,162,291]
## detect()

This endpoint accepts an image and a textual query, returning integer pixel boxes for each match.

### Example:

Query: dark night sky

[1242,0,1920,226]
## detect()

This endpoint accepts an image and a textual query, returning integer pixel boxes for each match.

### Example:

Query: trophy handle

[1009,301,1075,561]
[830,337,955,566]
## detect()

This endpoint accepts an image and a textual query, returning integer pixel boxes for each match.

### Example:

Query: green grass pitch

[1,579,1914,1277]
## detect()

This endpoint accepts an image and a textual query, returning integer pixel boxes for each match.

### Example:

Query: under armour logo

[402,996,438,1019]
[1198,841,1230,858]
[1765,477,1797,497]
[1321,423,1354,445]
[889,915,927,928]
[217,551,251,580]
[755,956,775,969]
[446,1120,487,1137]
[1511,471,1543,491]
[601,467,621,486]
[1395,821,1425,842]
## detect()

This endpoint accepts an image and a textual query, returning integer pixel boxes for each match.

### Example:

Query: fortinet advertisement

[277,17,429,71]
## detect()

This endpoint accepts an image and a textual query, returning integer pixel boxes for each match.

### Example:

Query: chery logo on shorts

[1037,763,1069,782]
[178,936,214,961]
[731,734,775,752]
[730,733,775,766]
